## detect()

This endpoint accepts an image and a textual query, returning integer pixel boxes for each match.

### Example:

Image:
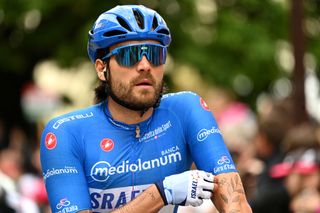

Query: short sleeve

[179,92,237,175]
[40,120,92,212]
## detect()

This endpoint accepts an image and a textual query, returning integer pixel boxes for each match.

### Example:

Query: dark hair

[93,48,110,104]
[96,48,109,61]
[94,80,108,104]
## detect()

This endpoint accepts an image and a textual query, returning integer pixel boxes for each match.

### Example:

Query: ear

[95,59,106,81]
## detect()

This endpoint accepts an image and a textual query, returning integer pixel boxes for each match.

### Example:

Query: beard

[107,72,163,111]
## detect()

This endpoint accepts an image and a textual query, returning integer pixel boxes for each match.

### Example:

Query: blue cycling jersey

[40,91,237,213]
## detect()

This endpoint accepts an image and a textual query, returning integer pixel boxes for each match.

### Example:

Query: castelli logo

[45,132,57,150]
[100,138,114,152]
[200,97,210,111]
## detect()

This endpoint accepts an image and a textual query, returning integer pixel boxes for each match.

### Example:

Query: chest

[83,119,192,189]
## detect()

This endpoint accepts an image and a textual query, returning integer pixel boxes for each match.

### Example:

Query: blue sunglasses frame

[101,43,167,67]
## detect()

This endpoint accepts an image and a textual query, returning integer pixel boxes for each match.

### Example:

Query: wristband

[155,181,168,205]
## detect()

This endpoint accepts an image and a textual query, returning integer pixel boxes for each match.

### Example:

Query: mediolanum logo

[197,126,222,141]
[90,149,182,182]
[90,161,112,182]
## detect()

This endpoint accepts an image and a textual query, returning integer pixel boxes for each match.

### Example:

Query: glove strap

[155,181,168,205]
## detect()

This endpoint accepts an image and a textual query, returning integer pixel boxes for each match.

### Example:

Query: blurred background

[0,0,320,212]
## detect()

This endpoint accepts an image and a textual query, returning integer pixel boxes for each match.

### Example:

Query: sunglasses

[102,43,167,67]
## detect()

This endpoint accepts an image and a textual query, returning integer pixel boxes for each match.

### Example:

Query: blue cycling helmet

[87,5,171,63]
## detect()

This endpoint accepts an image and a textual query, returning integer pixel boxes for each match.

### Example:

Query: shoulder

[161,91,209,110]
[44,103,103,132]
[162,91,199,104]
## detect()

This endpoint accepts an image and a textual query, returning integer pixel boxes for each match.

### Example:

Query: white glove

[155,170,214,207]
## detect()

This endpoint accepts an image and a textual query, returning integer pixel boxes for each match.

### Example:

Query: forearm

[212,172,252,213]
[111,184,164,213]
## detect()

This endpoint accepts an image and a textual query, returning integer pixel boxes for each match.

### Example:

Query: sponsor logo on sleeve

[162,91,197,99]
[100,138,114,152]
[55,198,78,213]
[56,198,70,209]
[200,97,210,111]
[45,132,57,150]
[196,126,222,141]
[217,155,231,165]
[43,166,78,181]
[213,155,236,174]
[53,112,94,129]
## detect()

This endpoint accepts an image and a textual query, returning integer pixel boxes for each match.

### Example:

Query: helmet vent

[132,9,145,29]
[103,30,126,37]
[152,15,158,31]
[116,16,132,31]
[157,29,170,35]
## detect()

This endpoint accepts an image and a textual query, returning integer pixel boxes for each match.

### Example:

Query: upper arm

[173,93,251,211]
[40,121,92,212]
[178,92,237,175]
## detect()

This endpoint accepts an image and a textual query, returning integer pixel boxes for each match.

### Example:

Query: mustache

[131,73,156,86]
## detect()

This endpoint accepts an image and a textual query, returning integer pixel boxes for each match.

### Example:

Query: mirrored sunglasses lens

[116,46,138,67]
[146,46,166,66]
[116,45,166,67]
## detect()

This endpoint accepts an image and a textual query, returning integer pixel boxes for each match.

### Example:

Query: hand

[155,170,214,207]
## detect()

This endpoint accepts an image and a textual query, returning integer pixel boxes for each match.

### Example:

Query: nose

[136,55,151,72]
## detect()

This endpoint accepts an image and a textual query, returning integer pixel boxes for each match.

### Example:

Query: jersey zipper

[135,125,140,138]
[132,125,141,189]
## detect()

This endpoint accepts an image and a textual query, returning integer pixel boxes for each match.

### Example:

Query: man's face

[107,40,165,111]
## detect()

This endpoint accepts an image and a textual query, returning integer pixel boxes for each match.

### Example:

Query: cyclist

[40,5,252,213]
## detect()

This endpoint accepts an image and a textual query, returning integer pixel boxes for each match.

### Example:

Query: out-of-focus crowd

[179,90,320,213]
[0,92,319,213]
[0,120,49,213]
[222,96,320,213]
[244,101,320,213]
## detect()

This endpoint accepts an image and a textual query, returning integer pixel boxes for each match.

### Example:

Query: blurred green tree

[0,0,319,124]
